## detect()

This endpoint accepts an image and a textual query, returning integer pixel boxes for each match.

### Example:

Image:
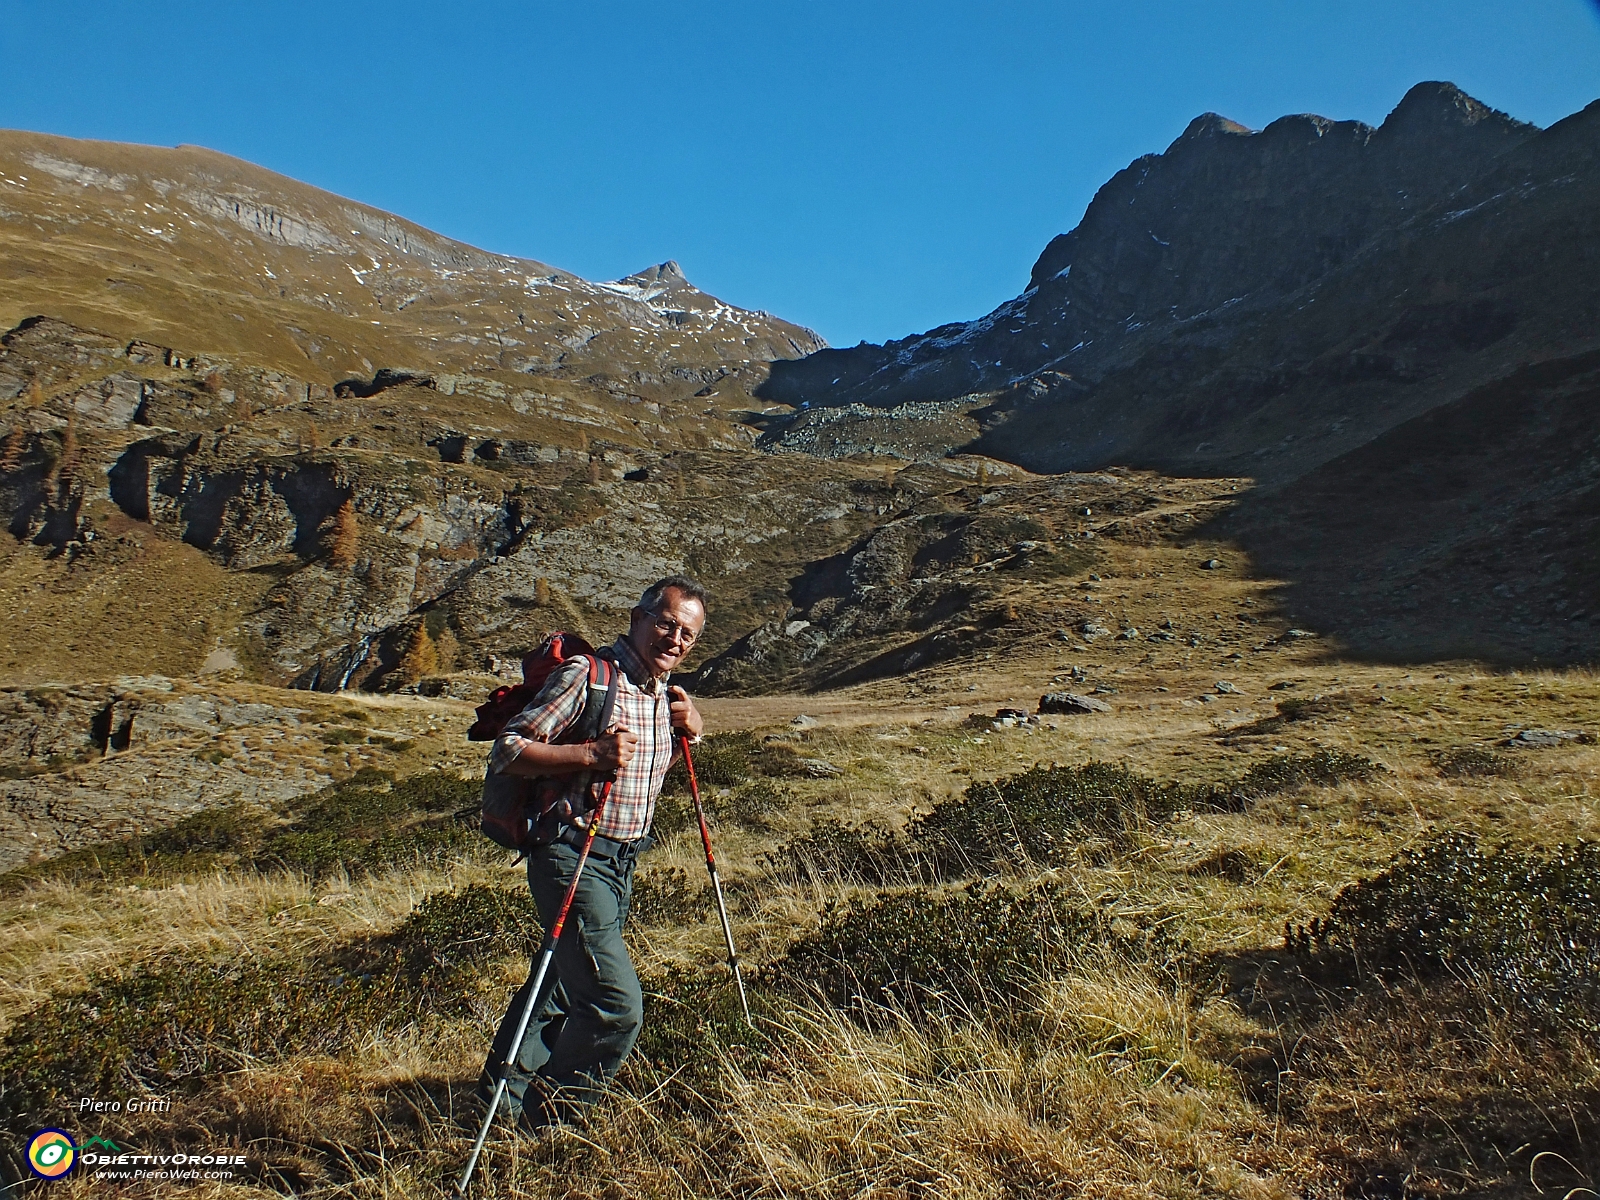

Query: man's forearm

[499,739,596,777]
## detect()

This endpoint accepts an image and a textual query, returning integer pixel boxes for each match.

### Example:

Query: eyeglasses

[647,614,700,647]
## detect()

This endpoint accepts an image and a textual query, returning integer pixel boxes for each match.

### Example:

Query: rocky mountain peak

[621,260,688,288]
[1382,80,1534,137]
[760,82,1545,421]
[608,260,697,302]
[1372,81,1539,180]
[1172,112,1254,145]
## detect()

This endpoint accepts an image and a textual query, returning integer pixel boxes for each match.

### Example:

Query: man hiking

[477,574,706,1131]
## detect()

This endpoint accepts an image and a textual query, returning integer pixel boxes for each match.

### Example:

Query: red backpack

[469,631,597,741]
[473,631,619,853]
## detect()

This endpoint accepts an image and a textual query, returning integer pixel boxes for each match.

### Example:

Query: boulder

[1038,691,1112,715]
[1505,729,1586,748]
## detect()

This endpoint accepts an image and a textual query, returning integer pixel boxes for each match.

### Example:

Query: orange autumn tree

[394,622,438,684]
[329,499,360,567]
[0,426,23,473]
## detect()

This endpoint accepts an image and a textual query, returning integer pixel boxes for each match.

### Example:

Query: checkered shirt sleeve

[487,658,589,777]
[486,643,677,841]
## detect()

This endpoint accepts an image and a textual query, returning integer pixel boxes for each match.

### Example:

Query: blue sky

[4,2,1598,347]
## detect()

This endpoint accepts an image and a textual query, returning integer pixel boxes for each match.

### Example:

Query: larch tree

[51,415,78,493]
[395,622,438,684]
[0,426,24,473]
[432,626,460,673]
[329,499,360,568]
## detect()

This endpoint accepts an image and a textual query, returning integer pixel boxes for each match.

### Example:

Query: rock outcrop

[0,677,327,870]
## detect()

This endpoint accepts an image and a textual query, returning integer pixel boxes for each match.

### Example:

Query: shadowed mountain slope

[1211,351,1600,666]
[758,84,1600,489]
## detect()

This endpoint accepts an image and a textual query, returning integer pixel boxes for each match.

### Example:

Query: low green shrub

[1274,693,1362,722]
[0,804,271,892]
[630,868,713,925]
[358,820,476,872]
[388,882,538,974]
[0,882,538,1132]
[1287,833,1600,1031]
[256,770,480,875]
[663,730,756,790]
[661,730,811,795]
[765,819,906,884]
[633,965,772,1096]
[769,881,1175,1021]
[652,772,792,839]
[717,778,787,829]
[0,771,485,889]
[908,762,1184,873]
[1184,847,1270,883]
[1429,745,1517,778]
[649,791,694,837]
[1230,749,1385,797]
[0,957,414,1132]
[767,753,1389,882]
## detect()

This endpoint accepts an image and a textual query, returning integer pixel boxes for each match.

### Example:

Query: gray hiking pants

[480,836,648,1123]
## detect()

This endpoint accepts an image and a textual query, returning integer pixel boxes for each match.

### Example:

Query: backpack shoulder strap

[566,650,620,744]
[593,649,620,739]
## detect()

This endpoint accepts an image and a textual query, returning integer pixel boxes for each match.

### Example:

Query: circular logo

[27,1129,76,1179]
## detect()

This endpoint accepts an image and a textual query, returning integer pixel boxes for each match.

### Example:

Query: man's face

[627,588,706,678]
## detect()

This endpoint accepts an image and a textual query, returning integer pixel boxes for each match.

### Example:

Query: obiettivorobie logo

[26,1129,74,1179]
[26,1127,247,1183]
[27,1131,121,1180]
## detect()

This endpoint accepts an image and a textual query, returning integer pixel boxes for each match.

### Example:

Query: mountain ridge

[0,128,823,400]
[756,82,1583,487]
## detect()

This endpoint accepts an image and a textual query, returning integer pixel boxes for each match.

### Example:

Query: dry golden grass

[8,688,1594,1196]
[0,518,277,685]
[4,525,1597,1197]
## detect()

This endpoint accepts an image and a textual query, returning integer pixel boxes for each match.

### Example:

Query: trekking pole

[455,781,613,1197]
[680,735,753,1026]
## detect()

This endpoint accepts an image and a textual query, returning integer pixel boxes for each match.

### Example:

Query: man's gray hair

[638,574,708,613]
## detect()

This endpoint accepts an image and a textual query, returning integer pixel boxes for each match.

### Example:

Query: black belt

[554,825,652,860]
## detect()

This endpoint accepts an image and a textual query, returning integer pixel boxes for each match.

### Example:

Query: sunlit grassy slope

[2,525,1595,1198]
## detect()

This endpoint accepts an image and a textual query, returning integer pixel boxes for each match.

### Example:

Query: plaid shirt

[488,636,678,841]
